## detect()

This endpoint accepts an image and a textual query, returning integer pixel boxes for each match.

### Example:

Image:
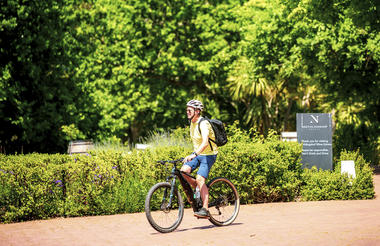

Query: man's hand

[183,153,197,163]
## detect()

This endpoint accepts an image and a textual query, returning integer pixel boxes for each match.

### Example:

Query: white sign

[341,160,356,179]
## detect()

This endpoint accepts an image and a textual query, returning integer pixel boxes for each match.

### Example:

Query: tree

[64,0,243,143]
[0,0,79,153]
[282,0,380,164]
[226,0,379,163]
[227,0,320,134]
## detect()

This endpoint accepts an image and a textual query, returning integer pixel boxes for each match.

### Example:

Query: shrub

[0,146,191,222]
[62,146,190,217]
[0,127,375,223]
[300,149,374,201]
[0,154,69,222]
[211,132,303,203]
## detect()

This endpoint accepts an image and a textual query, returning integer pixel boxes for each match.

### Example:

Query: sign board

[296,113,333,170]
[68,140,94,154]
[281,132,297,142]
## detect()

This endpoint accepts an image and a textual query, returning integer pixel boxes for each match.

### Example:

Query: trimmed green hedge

[300,149,375,201]
[0,147,188,222]
[211,137,303,203]
[0,133,375,223]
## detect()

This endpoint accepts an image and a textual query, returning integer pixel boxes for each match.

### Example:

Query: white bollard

[341,160,356,179]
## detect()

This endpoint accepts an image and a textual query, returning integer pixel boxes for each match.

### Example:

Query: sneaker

[194,207,210,218]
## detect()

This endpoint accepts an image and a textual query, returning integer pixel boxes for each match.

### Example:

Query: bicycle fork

[160,170,201,213]
[161,175,177,210]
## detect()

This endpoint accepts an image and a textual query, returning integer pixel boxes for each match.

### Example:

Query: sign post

[296,113,333,170]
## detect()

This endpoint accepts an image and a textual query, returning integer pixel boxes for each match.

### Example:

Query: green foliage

[0,154,69,222]
[225,121,256,143]
[281,0,380,165]
[0,0,80,153]
[0,145,190,222]
[1,0,378,166]
[333,115,380,167]
[211,130,303,203]
[0,129,375,223]
[61,124,86,141]
[300,149,375,201]
[1,0,378,222]
[61,0,240,144]
[139,127,192,149]
[92,141,131,153]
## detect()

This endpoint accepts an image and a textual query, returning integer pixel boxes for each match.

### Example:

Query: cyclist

[181,99,218,218]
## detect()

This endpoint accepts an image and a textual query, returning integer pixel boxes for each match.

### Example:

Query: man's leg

[194,155,216,218]
[196,174,208,209]
[180,165,197,189]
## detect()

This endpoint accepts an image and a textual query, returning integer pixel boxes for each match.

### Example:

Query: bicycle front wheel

[207,177,240,226]
[145,182,184,233]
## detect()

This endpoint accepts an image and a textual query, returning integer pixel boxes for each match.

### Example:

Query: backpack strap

[197,117,214,151]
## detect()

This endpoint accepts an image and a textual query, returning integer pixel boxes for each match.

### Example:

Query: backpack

[198,117,228,150]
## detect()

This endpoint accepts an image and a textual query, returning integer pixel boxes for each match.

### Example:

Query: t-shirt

[190,117,218,155]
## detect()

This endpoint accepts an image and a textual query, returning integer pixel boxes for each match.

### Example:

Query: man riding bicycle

[181,99,218,218]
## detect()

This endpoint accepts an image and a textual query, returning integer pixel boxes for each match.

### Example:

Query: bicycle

[145,158,240,233]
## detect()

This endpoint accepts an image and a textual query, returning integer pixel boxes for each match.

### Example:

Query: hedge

[0,132,375,223]
[300,149,375,201]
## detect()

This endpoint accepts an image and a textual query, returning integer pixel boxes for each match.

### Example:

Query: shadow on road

[179,222,243,232]
[150,222,243,235]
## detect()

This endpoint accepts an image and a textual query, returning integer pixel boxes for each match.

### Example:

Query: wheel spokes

[148,184,182,231]
[207,178,239,225]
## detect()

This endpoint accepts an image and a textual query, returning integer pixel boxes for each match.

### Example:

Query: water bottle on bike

[194,187,200,199]
[194,186,202,209]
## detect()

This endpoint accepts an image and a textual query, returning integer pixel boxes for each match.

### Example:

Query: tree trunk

[283,98,293,131]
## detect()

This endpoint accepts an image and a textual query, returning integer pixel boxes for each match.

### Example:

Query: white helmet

[186,99,204,111]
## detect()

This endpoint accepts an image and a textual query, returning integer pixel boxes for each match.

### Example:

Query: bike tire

[145,182,184,233]
[207,177,240,226]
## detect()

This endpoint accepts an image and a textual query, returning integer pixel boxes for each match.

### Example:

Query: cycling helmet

[186,99,204,111]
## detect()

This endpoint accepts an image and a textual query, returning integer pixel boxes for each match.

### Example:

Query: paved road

[1,173,379,246]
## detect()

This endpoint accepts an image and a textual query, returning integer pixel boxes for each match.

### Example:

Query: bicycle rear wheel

[145,182,184,233]
[207,177,240,226]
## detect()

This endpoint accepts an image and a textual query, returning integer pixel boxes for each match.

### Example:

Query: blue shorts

[183,155,217,179]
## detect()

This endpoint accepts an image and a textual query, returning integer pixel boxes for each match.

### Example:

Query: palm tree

[228,56,278,134]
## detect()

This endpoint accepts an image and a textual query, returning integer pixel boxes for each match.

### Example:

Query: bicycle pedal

[194,214,210,219]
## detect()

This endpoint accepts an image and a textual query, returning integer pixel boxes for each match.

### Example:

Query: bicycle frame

[164,162,201,213]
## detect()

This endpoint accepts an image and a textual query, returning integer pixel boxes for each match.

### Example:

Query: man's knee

[180,165,191,173]
[196,175,206,185]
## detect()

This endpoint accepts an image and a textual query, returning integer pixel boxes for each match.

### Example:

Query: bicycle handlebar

[156,158,184,165]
